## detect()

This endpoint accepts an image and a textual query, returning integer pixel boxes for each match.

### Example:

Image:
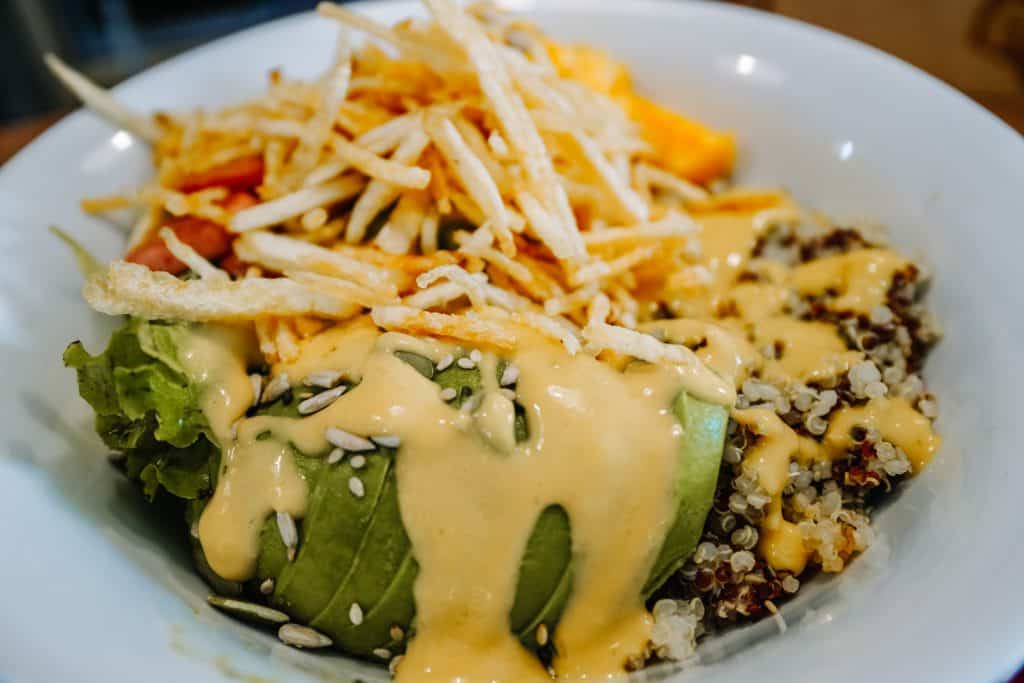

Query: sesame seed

[208,595,289,625]
[249,374,263,408]
[372,434,402,449]
[469,349,483,363]
[436,354,454,371]
[373,647,392,660]
[297,384,347,415]
[276,511,298,558]
[460,392,482,414]
[349,455,366,469]
[260,578,275,595]
[325,427,375,452]
[439,387,458,401]
[499,363,520,386]
[389,625,404,641]
[327,448,344,464]
[303,369,344,388]
[457,356,476,369]
[349,602,364,625]
[278,623,332,649]
[349,476,365,498]
[261,373,290,404]
[536,623,549,647]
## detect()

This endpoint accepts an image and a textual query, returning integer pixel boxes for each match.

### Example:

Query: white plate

[2,2,1023,682]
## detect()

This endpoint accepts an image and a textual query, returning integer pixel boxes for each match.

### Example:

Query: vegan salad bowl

[1,2,1023,683]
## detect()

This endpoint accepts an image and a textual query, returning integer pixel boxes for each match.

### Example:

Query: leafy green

[67,331,726,666]
[50,225,103,278]
[64,318,216,501]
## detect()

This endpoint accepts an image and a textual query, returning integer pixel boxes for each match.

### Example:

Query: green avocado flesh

[66,318,727,661]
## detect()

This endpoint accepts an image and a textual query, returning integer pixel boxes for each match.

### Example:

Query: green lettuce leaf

[64,317,217,501]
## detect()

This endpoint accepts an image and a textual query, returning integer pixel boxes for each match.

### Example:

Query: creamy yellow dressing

[791,249,909,314]
[731,409,809,573]
[752,317,863,386]
[824,397,940,472]
[186,319,704,680]
[172,190,940,679]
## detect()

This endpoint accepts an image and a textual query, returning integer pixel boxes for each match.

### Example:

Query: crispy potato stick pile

[54,1,739,367]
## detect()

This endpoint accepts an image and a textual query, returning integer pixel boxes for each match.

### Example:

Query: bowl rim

[2,1,1022,681]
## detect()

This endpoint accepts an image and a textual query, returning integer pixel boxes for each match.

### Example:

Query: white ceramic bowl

[1,2,1022,682]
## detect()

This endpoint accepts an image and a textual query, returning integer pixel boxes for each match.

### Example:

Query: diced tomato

[125,216,232,274]
[221,191,259,213]
[175,155,265,193]
[218,250,248,279]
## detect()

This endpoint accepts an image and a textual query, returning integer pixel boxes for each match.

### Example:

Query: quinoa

[646,219,940,662]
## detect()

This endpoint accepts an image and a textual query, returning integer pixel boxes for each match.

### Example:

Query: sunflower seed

[499,363,520,386]
[297,384,347,415]
[349,602,364,625]
[326,427,376,452]
[261,373,290,404]
[373,647,392,660]
[388,655,404,675]
[303,369,344,388]
[208,595,289,625]
[439,387,458,402]
[349,455,366,469]
[349,477,365,498]
[536,623,549,647]
[276,511,298,558]
[327,448,345,464]
[249,374,263,408]
[278,623,332,649]
[469,349,482,363]
[457,356,476,369]
[436,353,454,371]
[260,578,275,595]
[371,434,402,449]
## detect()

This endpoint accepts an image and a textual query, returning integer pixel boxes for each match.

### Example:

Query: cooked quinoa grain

[647,220,940,663]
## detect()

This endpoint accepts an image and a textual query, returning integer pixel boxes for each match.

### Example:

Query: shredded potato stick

[371,305,517,348]
[287,270,399,307]
[582,211,698,248]
[234,231,396,290]
[44,53,162,142]
[328,134,431,189]
[62,1,745,395]
[345,130,431,243]
[158,227,228,281]
[426,0,584,261]
[80,194,137,214]
[416,264,489,309]
[425,112,510,240]
[231,175,366,233]
[84,261,362,321]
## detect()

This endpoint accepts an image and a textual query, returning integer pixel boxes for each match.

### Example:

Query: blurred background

[2,0,1024,164]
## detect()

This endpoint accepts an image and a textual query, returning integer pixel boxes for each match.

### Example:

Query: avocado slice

[191,351,726,663]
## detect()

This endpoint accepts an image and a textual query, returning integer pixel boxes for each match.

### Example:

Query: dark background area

[3,0,1024,163]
